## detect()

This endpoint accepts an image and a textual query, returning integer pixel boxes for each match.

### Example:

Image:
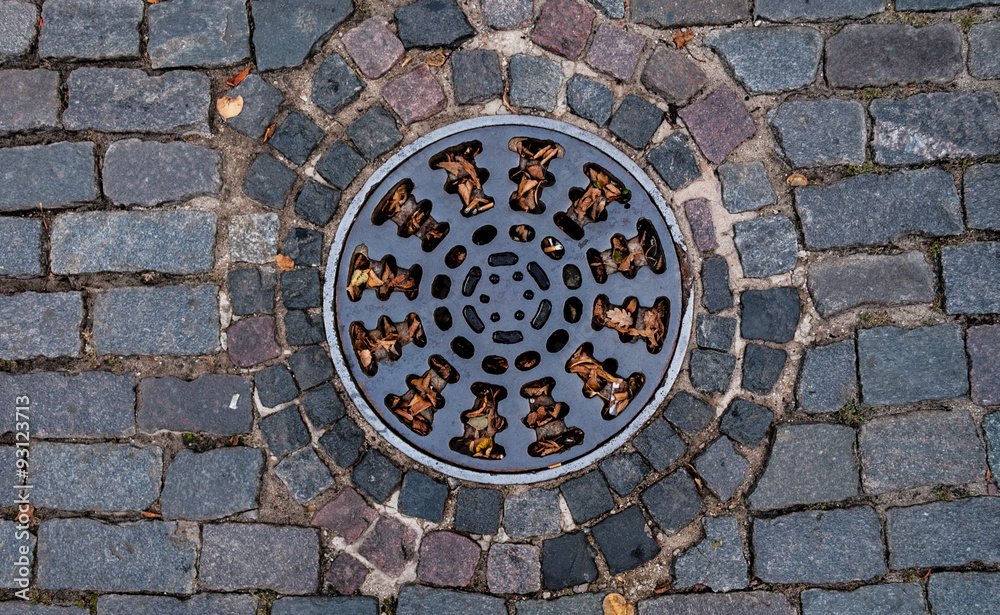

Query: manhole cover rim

[322,115,694,485]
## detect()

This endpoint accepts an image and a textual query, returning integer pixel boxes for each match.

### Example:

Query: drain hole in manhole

[463,305,486,334]
[482,355,509,375]
[451,336,475,359]
[522,377,584,458]
[546,329,569,353]
[531,299,552,330]
[553,163,631,241]
[563,264,582,289]
[472,225,498,246]
[563,297,583,324]
[541,237,565,260]
[515,351,541,371]
[450,383,508,460]
[510,224,535,242]
[371,178,450,252]
[508,138,564,215]
[434,306,452,331]
[430,141,495,217]
[567,342,646,419]
[445,245,467,269]
[384,354,458,435]
[348,313,427,377]
[593,295,671,354]
[587,219,666,284]
[347,248,421,302]
[431,274,451,299]
[462,267,482,296]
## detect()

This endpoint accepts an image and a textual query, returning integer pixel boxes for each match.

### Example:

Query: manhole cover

[324,116,691,483]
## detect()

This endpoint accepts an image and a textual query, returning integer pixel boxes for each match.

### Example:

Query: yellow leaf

[786,172,809,187]
[274,254,295,271]
[350,269,369,287]
[216,95,244,120]
[603,593,635,615]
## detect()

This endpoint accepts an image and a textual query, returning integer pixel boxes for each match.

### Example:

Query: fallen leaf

[274,254,295,271]
[673,28,695,49]
[426,48,446,67]
[263,123,276,143]
[226,65,252,87]
[786,172,809,187]
[140,511,162,519]
[603,593,635,615]
[216,95,244,120]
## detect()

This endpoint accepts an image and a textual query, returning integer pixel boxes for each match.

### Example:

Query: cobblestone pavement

[1,0,1000,613]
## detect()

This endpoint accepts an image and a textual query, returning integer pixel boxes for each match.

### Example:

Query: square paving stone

[701,256,733,313]
[504,488,562,538]
[259,405,309,457]
[531,0,595,60]
[227,316,281,367]
[300,383,345,429]
[807,252,936,317]
[417,531,481,587]
[769,99,867,167]
[295,180,342,227]
[311,488,377,544]
[275,446,335,504]
[160,447,263,520]
[31,442,161,512]
[288,345,333,391]
[0,217,42,277]
[826,24,961,88]
[648,132,701,190]
[508,54,562,113]
[718,161,775,213]
[243,152,296,210]
[200,523,319,594]
[696,314,736,351]
[325,554,372,596]
[270,111,324,166]
[251,0,352,72]
[383,64,447,125]
[887,497,1000,569]
[586,25,645,82]
[689,349,737,394]
[319,416,366,467]
[740,287,800,343]
[802,583,927,615]
[452,50,504,105]
[720,398,772,448]
[631,0,748,28]
[281,269,322,308]
[742,343,786,395]
[599,453,650,497]
[749,423,858,510]
[560,470,614,524]
[397,585,506,615]
[359,515,416,576]
[348,105,403,160]
[679,88,755,164]
[694,437,748,501]
[664,391,714,435]
[482,0,533,28]
[592,506,659,574]
[943,242,1000,315]
[0,1,38,62]
[674,516,747,592]
[684,198,717,252]
[94,285,219,356]
[398,470,449,522]
[454,487,502,534]
[394,0,475,49]
[541,532,598,590]
[352,450,402,503]
[312,53,364,116]
[641,468,701,534]
[229,213,279,264]
[316,141,367,191]
[969,326,1000,407]
[706,26,822,94]
[609,95,663,150]
[970,22,1000,80]
[734,215,798,278]
[273,596,376,615]
[226,74,283,139]
[343,17,405,80]
[255,365,300,410]
[99,593,258,615]
[566,74,615,127]
[641,45,707,104]
[487,543,540,594]
[929,572,1000,615]
[966,163,1000,231]
[753,507,886,584]
[1,141,98,212]
[0,292,82,359]
[148,0,249,68]
[797,339,857,413]
[139,374,252,436]
[857,325,968,406]
[632,416,685,472]
[285,310,326,346]
[40,0,142,60]
[0,69,61,132]
[228,268,276,315]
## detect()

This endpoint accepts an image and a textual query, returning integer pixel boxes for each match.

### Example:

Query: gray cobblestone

[943,242,1000,314]
[827,24,962,88]
[609,95,663,150]
[701,257,732,313]
[300,383,344,428]
[395,0,475,49]
[0,519,34,589]
[39,0,142,60]
[273,597,377,615]
[252,0,352,72]
[673,516,747,591]
[454,487,502,535]
[312,54,364,117]
[0,292,82,359]
[0,217,42,277]
[319,416,365,467]
[966,163,1000,231]
[696,314,736,351]
[260,405,309,456]
[504,488,561,538]
[230,214,279,264]
[640,592,795,615]
[516,593,607,614]
[592,506,659,573]
[0,372,134,438]
[689,349,737,394]
[718,161,775,213]
[201,523,319,593]
[398,471,449,522]
[482,0,533,28]
[161,447,262,519]
[769,99,867,167]
[858,325,968,406]
[227,268,276,316]
[631,0,748,27]
[648,132,700,190]
[0,1,37,62]
[641,45,706,105]
[887,498,1000,568]
[103,139,220,206]
[807,252,936,317]
[0,141,98,212]
[641,468,702,533]
[970,22,1000,80]
[139,375,252,435]
[742,344,786,395]
[740,287,799,344]
[897,0,1000,11]
[802,584,927,615]
[148,0,248,68]
[295,181,341,228]
[397,585,505,615]
[706,26,822,94]
[243,152,297,209]
[541,532,598,590]
[664,391,714,435]
[282,269,322,308]
[734,215,798,278]
[560,470,613,524]
[275,446,335,504]
[633,416,686,471]
[348,105,402,160]
[928,572,1000,615]
[695,437,747,501]
[566,75,614,127]
[32,442,161,512]
[227,74,283,139]
[509,54,562,113]
[756,0,884,21]
[94,285,219,356]
[352,450,402,503]
[270,111,324,166]
[599,452,650,497]
[720,398,772,448]
[0,70,61,132]
[797,339,857,413]
[99,594,258,615]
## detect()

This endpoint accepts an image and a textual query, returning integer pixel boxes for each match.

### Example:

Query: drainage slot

[451,336,475,359]
[472,225,498,246]
[463,305,485,334]
[510,224,535,242]
[431,274,451,299]
[445,245,467,269]
[541,237,565,260]
[493,330,524,344]
[531,299,552,330]
[462,267,482,296]
[434,306,453,331]
[546,329,569,353]
[563,297,583,324]
[482,355,509,375]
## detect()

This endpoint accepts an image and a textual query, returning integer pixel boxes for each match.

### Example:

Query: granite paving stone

[0,142,97,212]
[531,0,595,60]
[609,95,663,150]
[99,593,258,615]
[383,65,447,125]
[970,22,1000,80]
[827,24,961,88]
[275,446,335,504]
[31,442,161,512]
[487,543,540,594]
[797,340,857,413]
[696,314,736,351]
[0,70,61,132]
[684,199,718,252]
[64,68,209,134]
[632,416,686,471]
[984,412,1000,482]
[342,17,404,80]
[872,92,1000,165]
[282,269,322,308]
[566,75,615,127]
[695,437,747,501]
[516,593,608,615]
[706,26,822,94]
[769,99,867,167]
[641,45,707,104]
[312,54,364,116]
[641,468,702,533]
[259,405,309,456]
[103,139,220,206]
[359,515,417,576]
[0,603,83,613]
[295,181,342,227]
[966,163,1000,231]
[285,310,326,346]
[300,383,345,429]
[395,0,475,48]
[740,287,800,343]
[504,488,562,538]
[326,554,371,595]
[943,242,1000,314]
[755,0,884,21]
[689,349,737,394]
[701,257,733,313]
[148,0,249,68]
[251,0,352,72]
[348,105,403,160]
[897,0,1000,7]
[270,111,324,166]
[288,345,333,391]
[160,447,262,520]
[592,506,659,573]
[51,211,216,275]
[589,0,623,17]
[720,398,773,448]
[273,596,377,615]
[673,516,747,591]
[319,416,366,467]
[929,572,1000,615]
[858,325,968,406]
[641,592,794,615]
[0,0,37,62]
[664,392,714,435]
[586,25,645,82]
[750,423,858,510]
[0,218,41,277]
[93,285,219,356]
[200,523,319,594]
[807,252,936,317]
[801,584,927,615]
[230,214,279,264]
[316,142,367,191]
[482,0,533,28]
[648,132,701,190]
[397,585,506,615]
[679,88,755,164]
[560,470,614,524]
[312,488,376,543]
[734,215,798,278]
[0,292,82,359]
[352,450,402,503]
[398,471,449,522]
[718,161,775,213]
[0,372,133,438]
[452,50,504,105]
[969,326,1000,406]
[39,0,142,60]
[240,325,287,372]
[418,531,481,586]
[887,498,1000,568]
[228,268,276,315]
[541,532,598,589]
[753,507,886,584]
[226,74,283,139]
[249,351,293,403]
[454,487,502,534]
[742,344,786,395]
[631,0,748,27]
[243,152,296,210]
[508,54,562,113]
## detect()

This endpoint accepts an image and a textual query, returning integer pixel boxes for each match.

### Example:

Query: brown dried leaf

[605,307,634,329]
[274,254,295,271]
[140,510,162,519]
[263,123,276,143]
[216,95,244,120]
[426,49,446,67]
[226,65,252,87]
[786,172,809,187]
[603,593,635,615]
[673,29,695,49]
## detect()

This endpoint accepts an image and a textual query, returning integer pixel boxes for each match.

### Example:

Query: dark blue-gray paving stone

[284,228,323,266]
[200,523,319,593]
[300,383,345,428]
[755,0,884,21]
[966,163,1000,231]
[826,24,962,88]
[566,74,615,127]
[560,470,614,524]
[857,325,968,406]
[599,452,650,497]
[270,111,324,166]
[641,468,701,534]
[275,446,335,504]
[664,391,714,435]
[316,141,366,190]
[673,516,747,592]
[228,268,276,315]
[648,132,700,190]
[753,507,886,584]
[706,26,822,94]
[243,152,296,210]
[701,256,732,313]
[750,423,858,510]
[0,141,97,212]
[31,442,160,512]
[740,287,799,343]
[859,410,986,494]
[282,268,322,308]
[51,211,216,275]
[0,69,61,132]
[872,92,1000,165]
[0,292,82,359]
[541,532,598,590]
[943,242,1000,315]
[103,139,220,206]
[769,99,866,168]
[734,215,797,278]
[516,593,608,615]
[348,105,403,160]
[508,54,562,113]
[632,416,685,472]
[640,592,796,615]
[454,487,502,534]
[887,498,1000,568]
[94,285,219,356]
[609,95,663,150]
[742,343,786,395]
[352,450,402,503]
[928,572,1000,615]
[148,0,249,68]
[592,506,659,574]
[695,437,747,501]
[273,597,376,615]
[99,593,259,615]
[689,349,737,394]
[0,0,37,62]
[319,416,366,467]
[395,0,475,48]
[987,412,1000,488]
[797,339,857,413]
[288,345,333,391]
[2,518,34,588]
[295,180,342,227]
[720,398,772,448]
[251,0,352,72]
[397,585,504,615]
[0,217,42,277]
[481,0,533,28]
[802,583,927,615]
[970,22,1000,80]
[64,68,210,134]
[285,310,325,346]
[718,161,775,213]
[897,0,1000,7]
[259,405,308,457]
[631,0,748,28]
[312,53,364,116]
[589,0,624,17]
[39,0,142,60]
[161,447,262,519]
[452,50,504,105]
[139,375,252,435]
[37,519,197,593]
[398,470,449,522]
[807,252,936,317]
[0,372,134,438]
[504,488,561,538]
[226,74,283,139]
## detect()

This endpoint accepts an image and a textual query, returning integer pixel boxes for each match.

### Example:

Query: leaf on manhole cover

[216,95,244,120]
[786,172,809,187]
[274,254,295,271]
[603,593,635,615]
[673,29,694,49]
[226,66,252,87]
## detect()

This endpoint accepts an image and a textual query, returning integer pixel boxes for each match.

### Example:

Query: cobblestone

[827,24,961,88]
[270,112,324,166]
[641,468,702,533]
[887,498,1000,569]
[282,269,322,308]
[969,326,1000,406]
[228,268,276,315]
[695,437,747,501]
[99,594,258,615]
[383,65,447,125]
[94,285,219,356]
[897,0,1000,7]
[148,0,249,68]
[718,161,775,213]
[664,391,714,435]
[139,375,252,435]
[104,139,220,206]
[807,252,936,317]
[39,0,142,60]
[398,470,449,522]
[566,75,615,127]
[632,416,686,471]
[734,215,798,278]
[689,349,737,394]
[966,163,1000,231]
[857,325,968,406]
[397,585,505,615]
[487,543,540,594]
[679,88,755,164]
[418,531,480,586]
[642,592,794,615]
[742,344,786,395]
[251,0,352,72]
[454,487,502,534]
[326,554,371,595]
[348,105,403,160]
[343,18,405,80]
[452,50,504,105]
[755,0,884,21]
[32,442,161,512]
[161,447,262,520]
[285,310,326,346]
[360,515,416,576]
[707,26,821,94]
[720,398,772,448]
[312,488,376,544]
[275,446,335,504]
[312,54,364,117]
[586,25,645,82]
[201,523,319,594]
[504,488,562,538]
[531,0,595,60]
[0,142,98,212]
[482,0,533,28]
[0,218,41,277]
[928,572,1000,615]
[943,242,1000,315]
[769,100,867,167]
[227,74,283,139]
[970,22,1000,80]
[985,413,1000,482]
[288,345,333,391]
[259,405,309,456]
[0,1,37,62]
[648,132,701,190]
[696,314,736,351]
[228,316,280,367]
[273,596,376,615]
[295,181,341,228]
[0,292,82,359]
[300,383,345,428]
[517,593,607,614]
[395,0,475,48]
[560,470,614,524]
[673,516,747,591]
[541,532,598,589]
[352,450,402,503]
[740,287,800,344]
[0,70,61,132]
[316,142,366,193]
[230,214,279,264]
[801,584,927,615]
[641,45,706,104]
[609,95,663,150]
[244,152,297,209]
[631,0,748,27]
[701,257,733,313]
[0,372,133,438]
[797,340,857,413]
[684,199,718,252]
[319,416,366,467]
[509,54,562,113]
[592,506,659,573]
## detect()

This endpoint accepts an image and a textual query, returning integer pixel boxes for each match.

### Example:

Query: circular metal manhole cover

[324,116,691,484]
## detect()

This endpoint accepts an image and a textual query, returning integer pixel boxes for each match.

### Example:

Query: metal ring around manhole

[323,116,693,484]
